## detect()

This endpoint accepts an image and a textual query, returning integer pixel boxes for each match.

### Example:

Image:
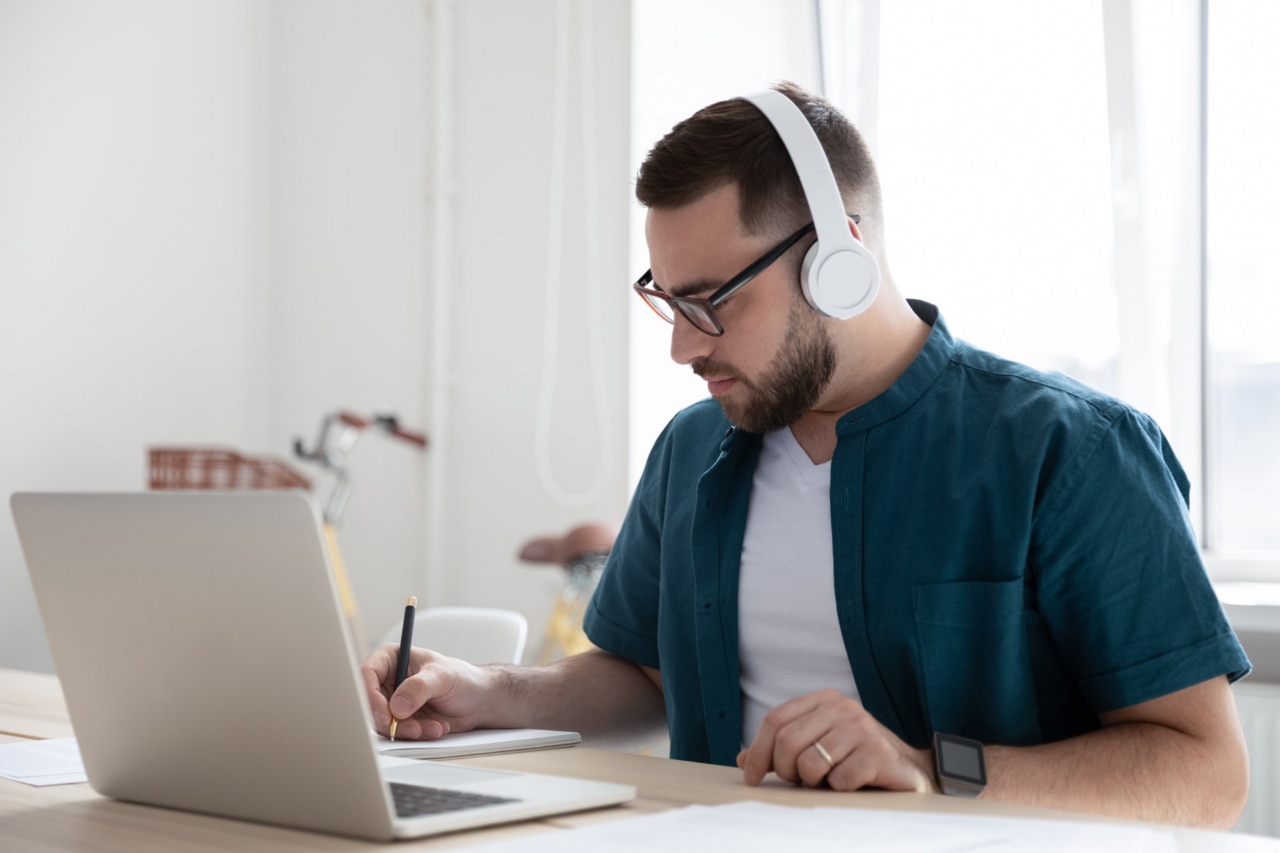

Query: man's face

[644,184,837,433]
[693,294,836,434]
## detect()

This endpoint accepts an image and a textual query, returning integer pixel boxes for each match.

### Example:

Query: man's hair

[635,81,884,249]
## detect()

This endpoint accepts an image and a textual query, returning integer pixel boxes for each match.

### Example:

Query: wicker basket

[148,447,311,491]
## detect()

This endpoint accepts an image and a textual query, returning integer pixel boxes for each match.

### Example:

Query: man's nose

[670,311,715,366]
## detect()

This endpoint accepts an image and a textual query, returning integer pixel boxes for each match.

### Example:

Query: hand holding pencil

[360,601,495,742]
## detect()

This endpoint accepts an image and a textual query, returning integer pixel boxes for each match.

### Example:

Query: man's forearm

[984,719,1248,829]
[479,649,668,752]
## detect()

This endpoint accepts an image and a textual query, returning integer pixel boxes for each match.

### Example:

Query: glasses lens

[634,283,722,335]
[638,289,676,323]
[676,302,720,336]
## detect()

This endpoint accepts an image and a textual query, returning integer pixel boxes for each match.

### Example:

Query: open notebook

[378,729,581,760]
[11,491,634,841]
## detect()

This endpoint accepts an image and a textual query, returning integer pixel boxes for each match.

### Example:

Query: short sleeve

[582,425,672,669]
[1032,409,1250,712]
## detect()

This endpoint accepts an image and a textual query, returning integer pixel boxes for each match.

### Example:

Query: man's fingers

[359,645,490,742]
[743,690,925,791]
[762,691,852,783]
[740,727,778,786]
[360,645,402,725]
[740,688,935,794]
[822,737,932,793]
[388,691,415,719]
[388,665,444,721]
[796,740,837,788]
[769,716,831,784]
[381,715,449,742]
[362,644,402,687]
[741,691,835,785]
[360,663,386,702]
[361,644,438,735]
[381,672,452,741]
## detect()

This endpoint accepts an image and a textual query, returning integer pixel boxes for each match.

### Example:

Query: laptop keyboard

[389,781,520,818]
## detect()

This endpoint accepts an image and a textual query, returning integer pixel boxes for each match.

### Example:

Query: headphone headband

[738,89,879,319]
[742,91,857,253]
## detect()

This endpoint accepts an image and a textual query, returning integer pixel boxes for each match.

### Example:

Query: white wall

[431,0,632,645]
[0,0,275,672]
[0,0,633,671]
[268,0,433,651]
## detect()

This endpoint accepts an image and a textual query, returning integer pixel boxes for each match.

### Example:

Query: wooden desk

[1,667,1276,852]
[0,667,74,741]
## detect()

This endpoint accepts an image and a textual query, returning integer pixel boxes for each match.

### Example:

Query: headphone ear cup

[800,237,880,319]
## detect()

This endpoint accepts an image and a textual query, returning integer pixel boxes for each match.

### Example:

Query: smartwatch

[932,732,986,798]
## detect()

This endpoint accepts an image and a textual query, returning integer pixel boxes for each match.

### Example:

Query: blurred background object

[519,521,617,663]
[291,409,427,651]
[147,409,425,653]
[0,0,632,676]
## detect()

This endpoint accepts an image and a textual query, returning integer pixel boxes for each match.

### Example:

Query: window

[1207,0,1280,552]
[629,1,1280,572]
[875,2,1118,396]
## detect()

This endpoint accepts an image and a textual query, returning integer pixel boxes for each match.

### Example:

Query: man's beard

[693,298,837,434]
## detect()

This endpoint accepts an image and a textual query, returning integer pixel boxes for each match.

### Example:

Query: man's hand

[737,688,935,792]
[361,643,493,741]
[361,645,666,751]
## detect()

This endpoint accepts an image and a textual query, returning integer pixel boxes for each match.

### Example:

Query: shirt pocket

[912,578,1042,746]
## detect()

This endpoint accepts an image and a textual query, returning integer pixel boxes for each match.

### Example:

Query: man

[363,82,1251,827]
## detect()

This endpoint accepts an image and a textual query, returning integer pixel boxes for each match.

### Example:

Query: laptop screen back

[12,492,396,839]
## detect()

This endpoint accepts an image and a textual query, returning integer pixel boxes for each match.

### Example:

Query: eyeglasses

[632,216,858,337]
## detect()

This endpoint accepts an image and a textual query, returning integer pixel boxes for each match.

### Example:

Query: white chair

[383,606,528,665]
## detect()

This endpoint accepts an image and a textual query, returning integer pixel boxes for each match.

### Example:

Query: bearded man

[363,82,1250,829]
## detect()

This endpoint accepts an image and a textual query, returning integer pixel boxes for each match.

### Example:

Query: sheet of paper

[0,737,88,786]
[457,801,1179,853]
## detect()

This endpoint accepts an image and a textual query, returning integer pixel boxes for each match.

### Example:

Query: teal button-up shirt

[584,301,1250,766]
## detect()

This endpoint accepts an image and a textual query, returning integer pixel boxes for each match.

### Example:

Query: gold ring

[813,741,836,767]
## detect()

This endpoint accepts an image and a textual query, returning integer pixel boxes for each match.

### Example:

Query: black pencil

[388,596,416,741]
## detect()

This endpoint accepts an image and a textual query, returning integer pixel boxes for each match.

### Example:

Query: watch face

[934,733,986,785]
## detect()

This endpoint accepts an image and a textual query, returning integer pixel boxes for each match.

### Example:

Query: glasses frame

[632,216,858,337]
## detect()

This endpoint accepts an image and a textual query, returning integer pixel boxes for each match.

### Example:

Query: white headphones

[740,90,880,319]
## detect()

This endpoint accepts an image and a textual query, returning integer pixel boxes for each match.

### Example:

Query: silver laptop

[10,491,634,841]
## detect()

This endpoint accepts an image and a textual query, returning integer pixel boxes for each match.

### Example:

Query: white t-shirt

[738,427,860,747]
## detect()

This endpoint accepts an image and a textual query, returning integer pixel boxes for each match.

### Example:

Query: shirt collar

[836,299,953,435]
